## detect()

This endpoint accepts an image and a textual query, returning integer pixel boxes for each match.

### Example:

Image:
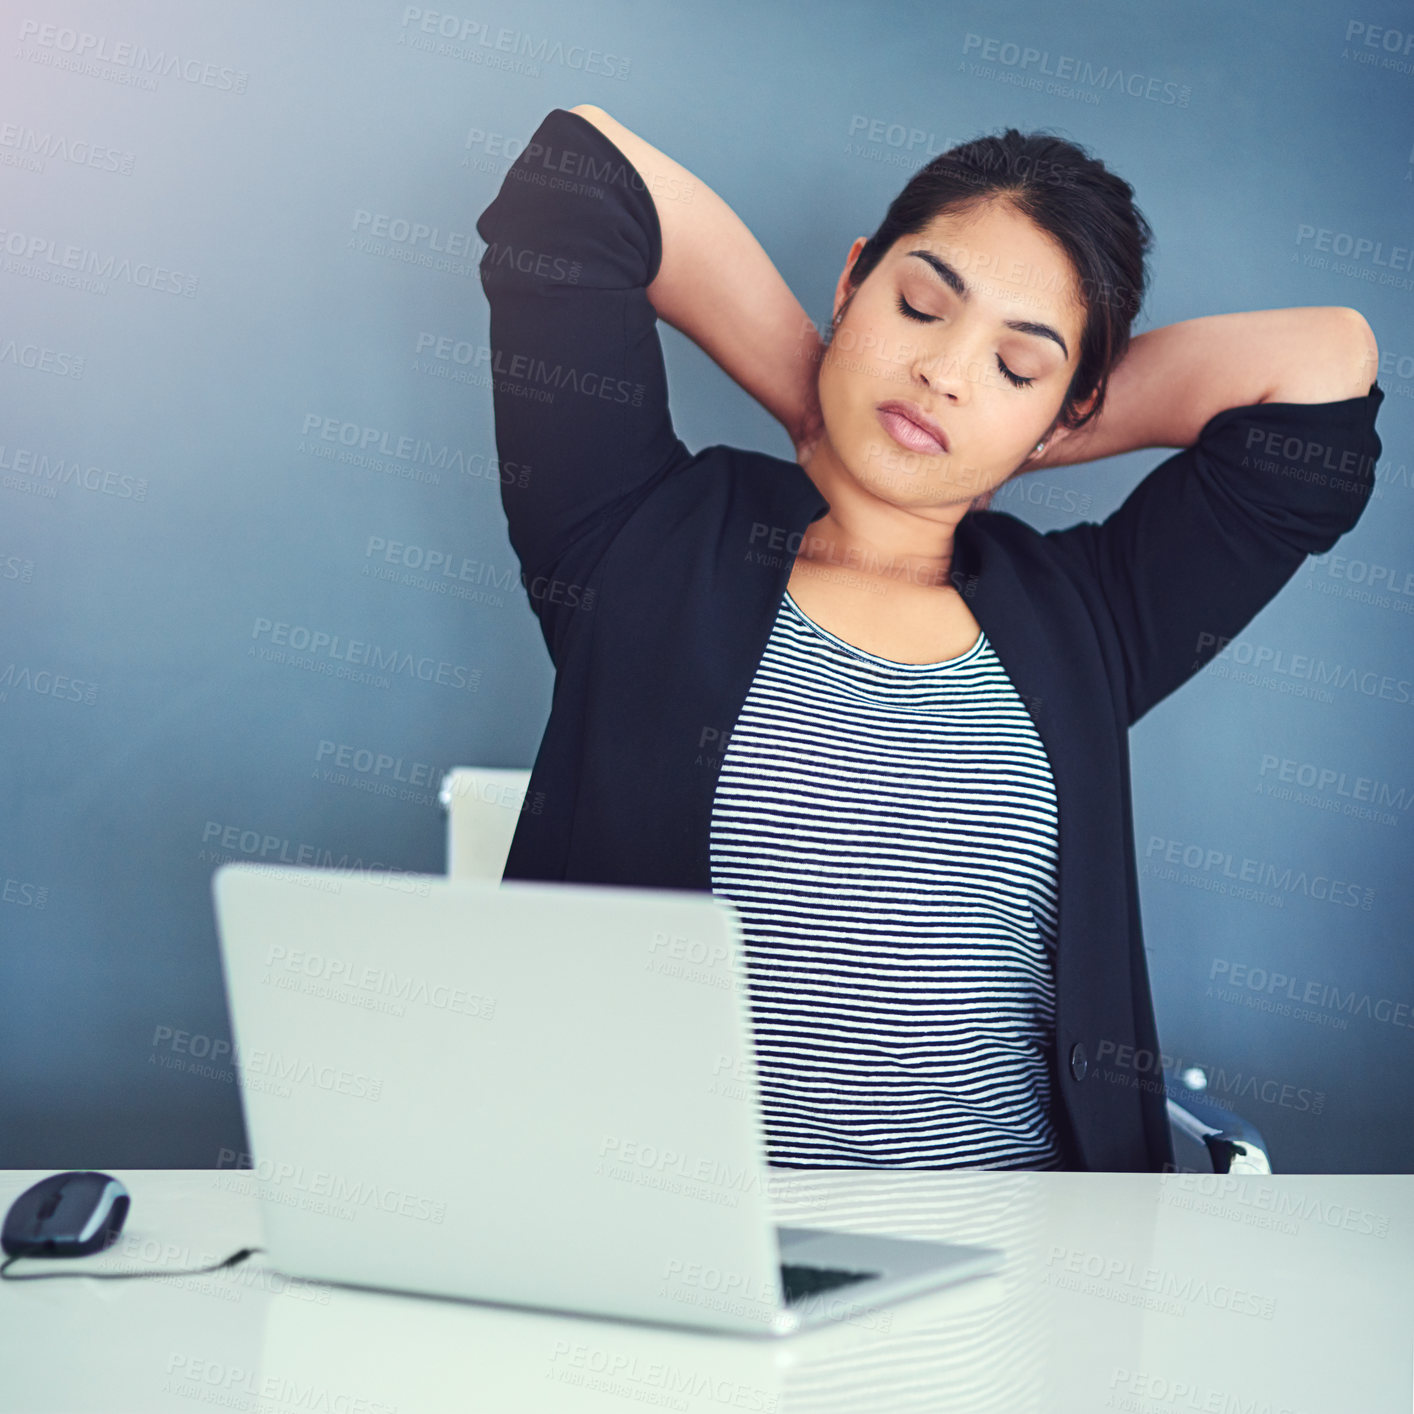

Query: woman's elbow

[1327,307,1379,399]
[1266,307,1379,403]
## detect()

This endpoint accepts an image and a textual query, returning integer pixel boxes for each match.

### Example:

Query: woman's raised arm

[570,105,823,459]
[1039,311,1384,728]
[1034,307,1379,468]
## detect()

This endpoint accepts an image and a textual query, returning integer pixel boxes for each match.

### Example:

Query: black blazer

[476,107,1385,1172]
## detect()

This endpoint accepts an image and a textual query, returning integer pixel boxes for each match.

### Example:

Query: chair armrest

[1165,1075,1273,1174]
[439,768,532,882]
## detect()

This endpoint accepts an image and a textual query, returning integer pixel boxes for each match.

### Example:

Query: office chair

[439,767,1272,1175]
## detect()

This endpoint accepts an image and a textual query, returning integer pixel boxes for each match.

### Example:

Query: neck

[798,440,973,589]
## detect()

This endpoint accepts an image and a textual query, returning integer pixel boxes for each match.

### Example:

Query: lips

[876,401,949,455]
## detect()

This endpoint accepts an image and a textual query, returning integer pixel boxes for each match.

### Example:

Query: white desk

[1,1168,1410,1412]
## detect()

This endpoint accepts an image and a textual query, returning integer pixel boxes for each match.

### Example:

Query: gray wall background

[2,0,1410,1171]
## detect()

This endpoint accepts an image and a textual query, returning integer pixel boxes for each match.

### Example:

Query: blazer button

[1069,1043,1088,1082]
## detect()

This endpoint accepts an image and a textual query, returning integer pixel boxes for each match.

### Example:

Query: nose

[909,335,977,405]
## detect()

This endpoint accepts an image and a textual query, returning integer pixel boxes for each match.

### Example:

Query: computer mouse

[1,1171,130,1258]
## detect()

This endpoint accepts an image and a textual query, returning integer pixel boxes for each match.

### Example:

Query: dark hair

[833,127,1153,435]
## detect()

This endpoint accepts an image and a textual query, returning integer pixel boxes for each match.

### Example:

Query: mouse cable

[0,1247,264,1281]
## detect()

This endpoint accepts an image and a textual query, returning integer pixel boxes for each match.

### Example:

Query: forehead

[892,200,1086,340]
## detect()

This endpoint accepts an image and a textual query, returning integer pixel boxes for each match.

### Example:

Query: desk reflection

[256,1169,1126,1413]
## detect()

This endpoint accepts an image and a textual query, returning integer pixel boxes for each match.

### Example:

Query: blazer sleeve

[475,106,692,592]
[1042,382,1386,727]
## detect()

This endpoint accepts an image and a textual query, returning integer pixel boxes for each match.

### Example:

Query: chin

[853,429,938,496]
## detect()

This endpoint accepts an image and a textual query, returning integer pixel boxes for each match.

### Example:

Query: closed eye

[896,294,1036,389]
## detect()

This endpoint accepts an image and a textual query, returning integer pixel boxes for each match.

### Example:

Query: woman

[475,105,1383,1173]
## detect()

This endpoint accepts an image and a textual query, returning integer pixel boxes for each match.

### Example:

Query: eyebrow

[905,249,1070,360]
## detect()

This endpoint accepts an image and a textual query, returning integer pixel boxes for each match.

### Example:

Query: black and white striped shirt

[709,589,1064,1169]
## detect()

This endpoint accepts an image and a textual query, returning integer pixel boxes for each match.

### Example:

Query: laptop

[210,863,1005,1337]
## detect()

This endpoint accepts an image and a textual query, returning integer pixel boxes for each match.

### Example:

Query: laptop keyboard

[780,1262,880,1305]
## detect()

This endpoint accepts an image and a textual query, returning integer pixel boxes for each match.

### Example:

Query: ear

[1069,387,1101,424]
[1056,384,1103,436]
[1026,386,1101,467]
[831,237,870,326]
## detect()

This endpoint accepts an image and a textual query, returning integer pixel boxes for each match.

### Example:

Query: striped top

[708,589,1064,1170]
